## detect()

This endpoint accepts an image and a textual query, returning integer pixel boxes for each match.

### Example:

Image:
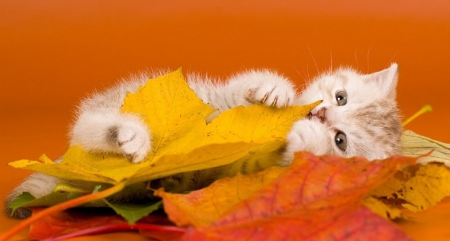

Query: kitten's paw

[246,80,296,108]
[4,205,31,219]
[111,123,151,163]
[281,119,332,166]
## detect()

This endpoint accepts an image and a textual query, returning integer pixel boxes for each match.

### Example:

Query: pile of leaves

[3,69,450,241]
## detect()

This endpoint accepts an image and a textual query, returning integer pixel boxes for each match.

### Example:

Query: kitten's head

[287,63,401,162]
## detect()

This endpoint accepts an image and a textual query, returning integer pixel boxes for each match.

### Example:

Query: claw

[271,96,279,107]
[284,98,290,108]
[247,88,255,98]
[262,92,269,103]
[124,152,136,161]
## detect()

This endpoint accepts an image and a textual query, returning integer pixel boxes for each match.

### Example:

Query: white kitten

[282,63,401,164]
[5,64,401,218]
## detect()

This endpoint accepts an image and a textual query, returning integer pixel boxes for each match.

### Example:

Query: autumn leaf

[367,127,450,218]
[154,166,286,227]
[363,196,405,220]
[156,152,416,240]
[9,69,318,187]
[397,164,450,212]
[184,206,410,241]
[401,130,450,166]
[370,163,450,213]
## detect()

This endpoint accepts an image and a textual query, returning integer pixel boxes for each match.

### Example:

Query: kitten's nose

[312,107,326,123]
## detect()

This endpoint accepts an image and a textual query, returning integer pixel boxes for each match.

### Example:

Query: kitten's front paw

[245,78,296,108]
[111,123,151,163]
[281,119,332,166]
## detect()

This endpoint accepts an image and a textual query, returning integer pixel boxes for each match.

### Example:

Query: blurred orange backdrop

[1,1,450,240]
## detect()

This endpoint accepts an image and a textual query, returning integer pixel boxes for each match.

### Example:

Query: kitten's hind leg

[4,173,61,218]
[71,111,151,164]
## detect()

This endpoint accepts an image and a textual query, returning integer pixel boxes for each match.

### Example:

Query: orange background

[1,1,450,240]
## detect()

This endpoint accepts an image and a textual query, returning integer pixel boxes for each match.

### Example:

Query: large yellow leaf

[9,69,318,187]
[121,68,215,159]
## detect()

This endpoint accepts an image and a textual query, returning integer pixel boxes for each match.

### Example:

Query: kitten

[284,63,402,164]
[5,64,402,218]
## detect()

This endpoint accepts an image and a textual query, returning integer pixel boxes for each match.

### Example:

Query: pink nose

[312,107,326,123]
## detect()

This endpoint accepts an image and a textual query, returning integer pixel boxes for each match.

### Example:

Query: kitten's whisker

[305,62,311,81]
[388,51,399,66]
[329,48,333,72]
[366,46,371,72]
[354,46,359,69]
[307,44,320,75]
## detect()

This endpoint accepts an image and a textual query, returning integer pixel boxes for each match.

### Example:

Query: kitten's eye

[335,132,347,151]
[335,91,347,106]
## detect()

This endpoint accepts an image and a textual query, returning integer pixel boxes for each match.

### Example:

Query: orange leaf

[184,206,410,241]
[154,166,286,227]
[157,152,416,240]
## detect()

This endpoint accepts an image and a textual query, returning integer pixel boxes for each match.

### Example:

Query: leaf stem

[0,183,125,241]
[402,105,432,127]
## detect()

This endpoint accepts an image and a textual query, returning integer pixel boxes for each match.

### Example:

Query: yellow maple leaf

[9,69,319,188]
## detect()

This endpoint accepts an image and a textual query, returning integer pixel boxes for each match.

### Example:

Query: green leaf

[9,191,83,216]
[9,185,162,224]
[9,192,36,214]
[103,200,162,224]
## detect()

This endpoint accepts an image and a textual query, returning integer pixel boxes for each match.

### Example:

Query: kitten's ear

[364,63,398,99]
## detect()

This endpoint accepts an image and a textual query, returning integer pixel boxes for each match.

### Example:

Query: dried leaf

[363,196,405,220]
[368,162,450,223]
[369,166,416,198]
[397,164,450,212]
[401,130,450,166]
